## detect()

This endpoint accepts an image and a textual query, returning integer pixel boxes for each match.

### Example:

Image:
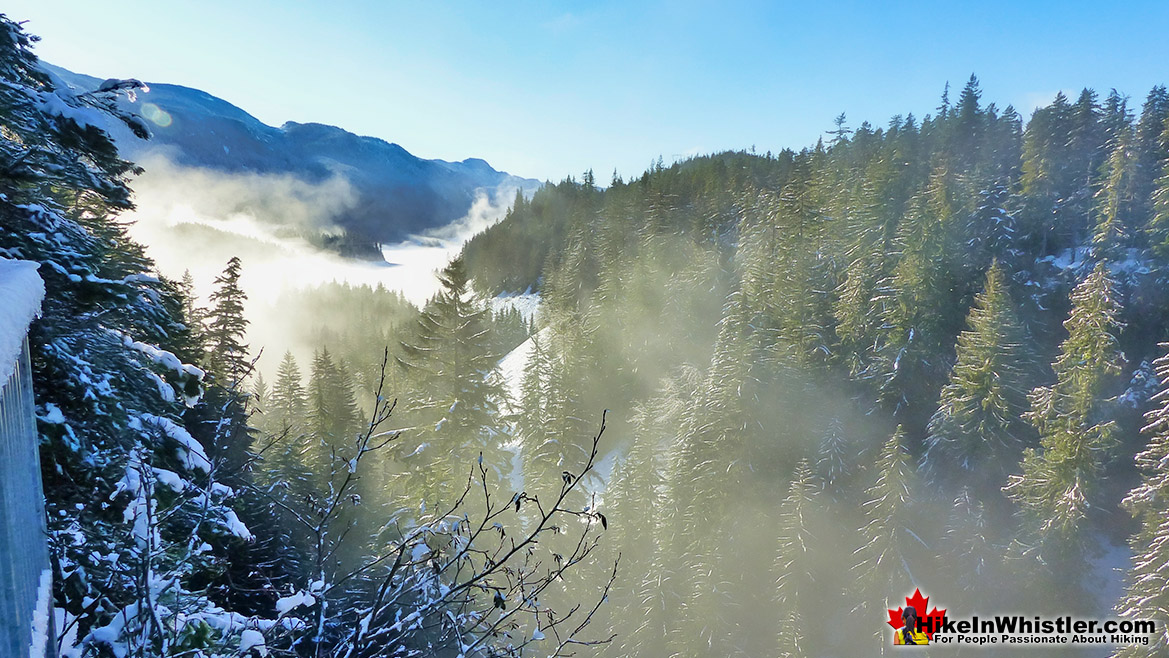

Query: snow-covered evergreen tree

[665,294,761,658]
[815,414,855,498]
[864,167,966,422]
[517,323,593,506]
[204,256,250,386]
[1093,123,1136,257]
[968,181,1019,265]
[850,426,918,656]
[1114,344,1169,657]
[0,15,266,655]
[269,350,307,433]
[774,460,820,658]
[920,263,1034,497]
[1130,87,1169,225]
[1143,117,1169,263]
[395,257,509,510]
[939,488,996,609]
[599,383,679,658]
[1005,263,1123,603]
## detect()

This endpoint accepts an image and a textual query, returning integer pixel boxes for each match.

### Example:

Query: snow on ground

[493,323,621,497]
[503,439,524,494]
[0,259,45,385]
[495,328,545,493]
[1078,536,1133,657]
[1092,536,1131,616]
[1106,248,1153,278]
[1038,246,1151,279]
[496,327,548,408]
[489,290,540,323]
[1120,360,1158,409]
[1037,246,1094,273]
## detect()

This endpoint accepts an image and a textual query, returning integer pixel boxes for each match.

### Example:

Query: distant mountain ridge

[44,64,540,251]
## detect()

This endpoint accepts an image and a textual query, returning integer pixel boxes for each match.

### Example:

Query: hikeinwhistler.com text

[924,615,1156,647]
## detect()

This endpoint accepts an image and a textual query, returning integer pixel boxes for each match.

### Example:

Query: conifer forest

[5,8,1169,658]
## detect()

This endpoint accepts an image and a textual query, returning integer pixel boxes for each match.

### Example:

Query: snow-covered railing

[0,259,55,658]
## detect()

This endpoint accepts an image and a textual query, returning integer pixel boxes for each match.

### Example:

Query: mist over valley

[2,7,1169,658]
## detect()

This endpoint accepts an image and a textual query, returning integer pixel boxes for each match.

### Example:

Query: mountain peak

[44,63,539,248]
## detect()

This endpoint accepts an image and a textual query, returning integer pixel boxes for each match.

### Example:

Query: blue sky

[8,1,1169,181]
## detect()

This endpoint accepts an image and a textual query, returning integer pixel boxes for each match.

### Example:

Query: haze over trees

[464,73,1169,656]
[6,9,1169,656]
[0,15,606,658]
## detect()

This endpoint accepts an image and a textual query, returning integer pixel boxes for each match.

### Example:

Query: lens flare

[141,102,173,127]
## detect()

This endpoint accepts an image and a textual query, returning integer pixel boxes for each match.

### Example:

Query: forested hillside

[1,16,607,658]
[9,3,1169,654]
[463,76,1169,656]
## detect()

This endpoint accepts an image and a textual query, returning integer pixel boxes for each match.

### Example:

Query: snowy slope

[497,326,547,407]
[489,291,541,324]
[494,325,620,495]
[42,64,540,245]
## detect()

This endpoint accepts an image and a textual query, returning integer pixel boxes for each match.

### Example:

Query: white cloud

[123,152,517,371]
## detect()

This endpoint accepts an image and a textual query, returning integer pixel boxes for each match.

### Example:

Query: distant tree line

[463,75,1169,657]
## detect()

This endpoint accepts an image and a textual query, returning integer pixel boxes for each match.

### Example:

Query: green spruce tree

[1114,344,1169,657]
[204,256,250,386]
[1093,124,1136,258]
[774,460,821,658]
[850,427,919,657]
[269,350,307,433]
[920,263,1034,498]
[306,346,362,448]
[394,257,509,510]
[1005,263,1123,604]
[1142,117,1169,262]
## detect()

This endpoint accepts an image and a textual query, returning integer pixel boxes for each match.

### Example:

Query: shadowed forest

[5,8,1169,656]
[458,77,1169,657]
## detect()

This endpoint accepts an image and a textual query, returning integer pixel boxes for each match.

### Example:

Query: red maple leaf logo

[886,588,947,640]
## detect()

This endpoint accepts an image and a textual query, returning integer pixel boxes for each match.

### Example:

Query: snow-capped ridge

[41,63,541,245]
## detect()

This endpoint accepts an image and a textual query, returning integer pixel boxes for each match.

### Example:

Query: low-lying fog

[125,152,519,371]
